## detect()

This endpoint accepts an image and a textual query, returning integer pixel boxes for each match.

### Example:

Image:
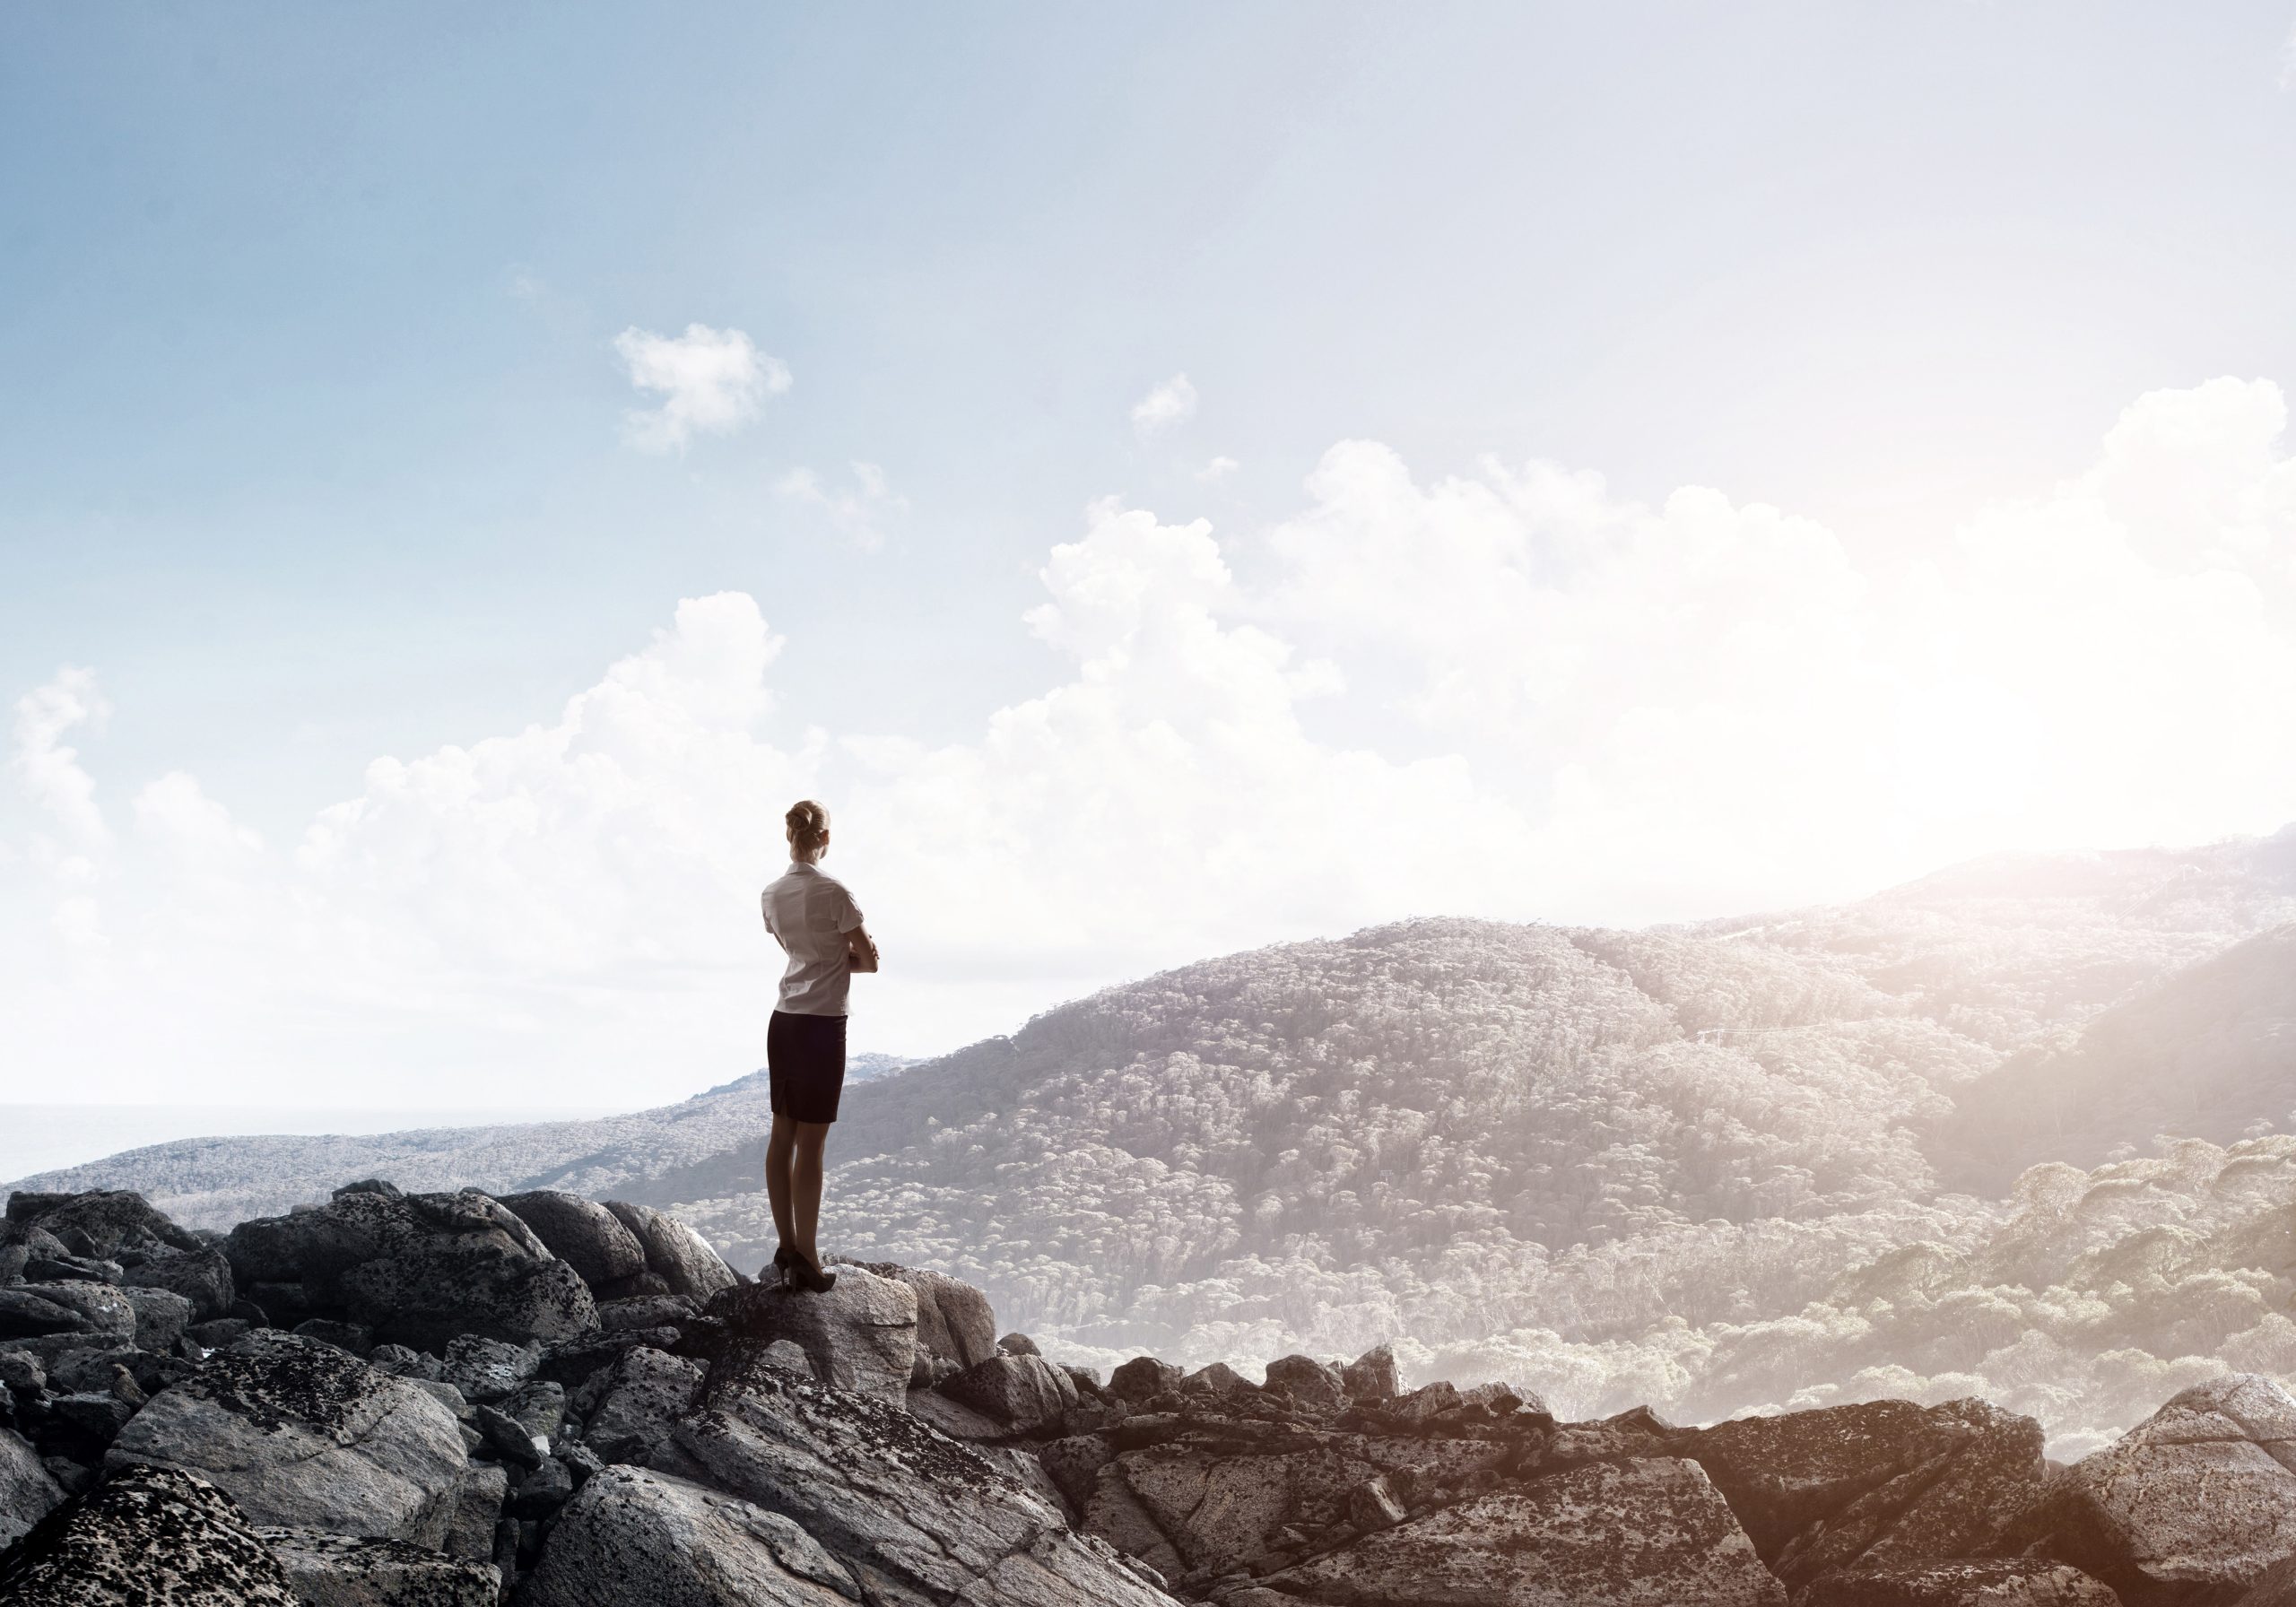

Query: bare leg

[765,1115,796,1256]
[789,1121,832,1268]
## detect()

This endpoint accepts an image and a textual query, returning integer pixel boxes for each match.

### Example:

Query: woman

[760,798,878,1293]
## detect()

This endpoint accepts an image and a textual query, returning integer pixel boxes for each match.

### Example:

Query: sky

[4,4,2295,1108]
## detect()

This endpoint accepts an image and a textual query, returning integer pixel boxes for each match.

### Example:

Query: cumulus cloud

[1196,456,1240,482]
[1130,373,1198,438]
[5,377,2295,1102]
[775,462,909,552]
[614,323,789,454]
[11,667,109,848]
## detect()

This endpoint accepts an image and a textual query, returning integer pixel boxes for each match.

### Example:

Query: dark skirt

[768,1009,848,1124]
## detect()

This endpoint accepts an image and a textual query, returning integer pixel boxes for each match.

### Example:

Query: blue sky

[5,4,2296,1104]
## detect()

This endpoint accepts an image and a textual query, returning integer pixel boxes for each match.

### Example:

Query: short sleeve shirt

[761,861,866,1017]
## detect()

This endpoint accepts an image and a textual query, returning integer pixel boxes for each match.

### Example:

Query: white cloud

[1196,456,1240,482]
[1130,373,1198,438]
[775,462,909,552]
[11,667,109,848]
[2281,21,2296,90]
[614,323,789,454]
[6,377,2296,1103]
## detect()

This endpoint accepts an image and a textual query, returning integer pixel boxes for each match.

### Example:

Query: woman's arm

[762,892,786,952]
[846,923,880,974]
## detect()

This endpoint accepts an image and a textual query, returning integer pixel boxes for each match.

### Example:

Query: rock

[106,1332,467,1545]
[0,1281,136,1344]
[366,1343,439,1381]
[518,1464,861,1606]
[938,1353,1078,1436]
[343,1239,596,1352]
[1261,1354,1345,1413]
[499,1191,648,1287]
[860,1264,999,1372]
[23,1255,123,1285]
[1101,1440,1379,1578]
[447,1462,509,1563]
[1681,1397,2048,1585]
[582,1347,704,1467]
[1348,1473,1407,1531]
[596,1294,698,1333]
[1,1426,65,1549]
[558,1438,604,1484]
[223,1187,589,1351]
[475,1404,546,1469]
[49,1393,135,1443]
[905,1389,1011,1443]
[671,1365,1175,1606]
[500,1378,567,1442]
[120,1247,237,1321]
[1038,1433,1118,1513]
[705,1270,918,1405]
[292,1317,375,1356]
[999,1332,1042,1358]
[510,1455,575,1518]
[1342,1343,1400,1402]
[1266,1455,1784,1606]
[0,1463,300,1605]
[257,1524,500,1607]
[1796,1559,2123,1605]
[1182,1362,1257,1400]
[41,1458,92,1498]
[439,1333,538,1403]
[534,1328,682,1388]
[1109,1357,1183,1403]
[600,1202,739,1304]
[2013,1372,2296,1607]
[0,1353,46,1394]
[121,1286,194,1353]
[187,1317,256,1351]
[410,1379,469,1420]
[4,1190,204,1262]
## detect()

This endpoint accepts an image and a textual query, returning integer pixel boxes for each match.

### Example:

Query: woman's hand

[846,924,880,974]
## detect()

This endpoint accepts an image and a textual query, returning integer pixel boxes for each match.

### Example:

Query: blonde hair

[786,799,831,860]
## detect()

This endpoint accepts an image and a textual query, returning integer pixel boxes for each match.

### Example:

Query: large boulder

[498,1192,648,1288]
[670,1362,1175,1606]
[936,1353,1077,1437]
[861,1264,999,1372]
[2013,1373,2296,1607]
[519,1464,860,1605]
[122,1286,194,1354]
[4,1191,204,1262]
[1263,1456,1786,1606]
[223,1187,592,1350]
[120,1247,237,1322]
[707,1271,917,1405]
[0,1463,300,1606]
[255,1525,500,1607]
[1,1427,65,1549]
[1796,1559,2122,1605]
[106,1332,467,1545]
[1100,1440,1382,1581]
[0,1281,136,1345]
[1682,1397,2048,1586]
[600,1203,739,1303]
[583,1347,704,1467]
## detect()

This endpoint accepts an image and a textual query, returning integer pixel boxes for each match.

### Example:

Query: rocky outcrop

[11,1179,2295,1607]
[2011,1372,2296,1606]
[0,1463,300,1605]
[107,1331,467,1544]
[519,1465,859,1606]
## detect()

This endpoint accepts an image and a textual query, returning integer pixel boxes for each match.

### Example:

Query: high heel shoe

[789,1251,838,1294]
[773,1245,795,1282]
